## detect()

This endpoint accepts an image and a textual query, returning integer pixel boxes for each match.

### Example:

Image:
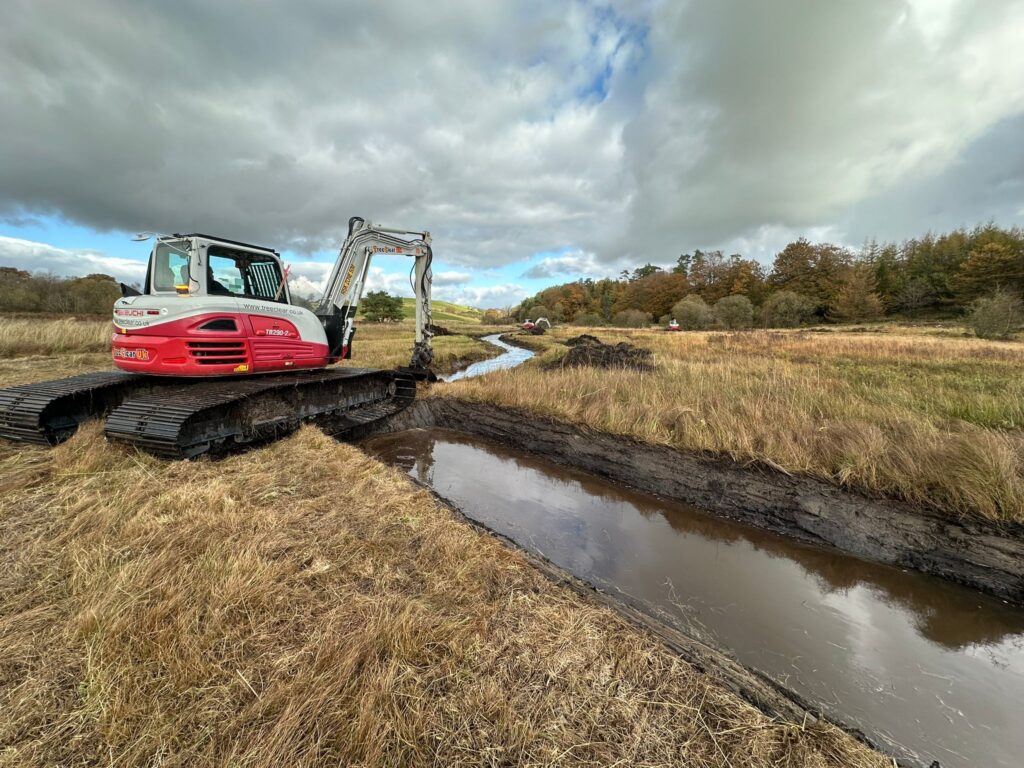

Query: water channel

[442,334,534,382]
[362,428,1024,768]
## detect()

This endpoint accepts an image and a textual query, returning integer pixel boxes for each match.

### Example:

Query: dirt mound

[554,335,654,371]
[564,333,603,347]
[428,324,453,336]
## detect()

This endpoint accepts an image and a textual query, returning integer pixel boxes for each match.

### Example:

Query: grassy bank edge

[441,326,1024,524]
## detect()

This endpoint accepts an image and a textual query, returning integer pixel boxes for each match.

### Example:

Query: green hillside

[357,297,483,324]
[404,298,484,323]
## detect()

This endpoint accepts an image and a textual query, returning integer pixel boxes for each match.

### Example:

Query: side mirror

[120,282,142,297]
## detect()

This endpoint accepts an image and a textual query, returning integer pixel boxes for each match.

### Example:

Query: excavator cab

[112,221,434,378]
[112,234,326,376]
[141,235,289,303]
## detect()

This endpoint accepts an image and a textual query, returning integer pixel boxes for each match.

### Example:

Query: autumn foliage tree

[675,250,766,305]
[507,223,1024,330]
[768,239,852,316]
[830,266,884,322]
[612,272,689,320]
[953,242,1024,302]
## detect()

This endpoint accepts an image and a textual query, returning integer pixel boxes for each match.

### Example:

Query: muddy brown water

[442,334,534,381]
[362,428,1024,768]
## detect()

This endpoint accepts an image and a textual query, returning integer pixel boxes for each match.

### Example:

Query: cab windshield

[151,240,192,293]
[207,246,285,302]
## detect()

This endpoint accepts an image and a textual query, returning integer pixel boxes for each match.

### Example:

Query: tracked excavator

[0,216,435,457]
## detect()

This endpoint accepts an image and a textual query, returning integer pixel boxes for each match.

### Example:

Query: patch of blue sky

[577,5,649,104]
[0,214,142,261]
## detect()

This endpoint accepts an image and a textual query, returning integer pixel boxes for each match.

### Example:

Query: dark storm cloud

[0,0,640,262]
[2,0,1023,269]
[611,0,1024,261]
[842,113,1024,242]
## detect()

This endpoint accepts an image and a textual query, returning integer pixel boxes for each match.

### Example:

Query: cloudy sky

[2,0,1023,308]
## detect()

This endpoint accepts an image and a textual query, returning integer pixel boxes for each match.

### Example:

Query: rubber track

[104,368,417,458]
[0,370,148,445]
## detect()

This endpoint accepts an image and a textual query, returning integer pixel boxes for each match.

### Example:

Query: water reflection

[364,428,1024,768]
[442,334,534,382]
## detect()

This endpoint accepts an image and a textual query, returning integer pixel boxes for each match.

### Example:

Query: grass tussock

[0,426,884,767]
[0,317,112,358]
[447,327,1024,522]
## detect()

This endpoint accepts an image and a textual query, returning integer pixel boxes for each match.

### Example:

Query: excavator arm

[316,216,434,371]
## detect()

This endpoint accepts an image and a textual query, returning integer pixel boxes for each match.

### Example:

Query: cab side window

[208,254,245,296]
[206,247,285,302]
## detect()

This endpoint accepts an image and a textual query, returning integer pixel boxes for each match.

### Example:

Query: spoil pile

[564,334,602,347]
[552,334,654,371]
[428,324,453,336]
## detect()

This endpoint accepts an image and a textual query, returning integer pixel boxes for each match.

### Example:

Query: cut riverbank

[363,427,1024,767]
[363,398,1024,604]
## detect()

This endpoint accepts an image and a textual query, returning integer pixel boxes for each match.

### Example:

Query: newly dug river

[442,334,533,382]
[363,428,1024,768]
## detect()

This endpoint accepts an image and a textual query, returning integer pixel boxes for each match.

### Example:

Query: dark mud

[365,399,1024,605]
[551,334,654,370]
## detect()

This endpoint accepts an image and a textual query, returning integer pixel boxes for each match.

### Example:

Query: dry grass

[0,353,114,389]
[0,317,507,385]
[0,318,112,358]
[0,426,885,767]
[444,326,1024,522]
[341,322,511,374]
[3,317,1022,521]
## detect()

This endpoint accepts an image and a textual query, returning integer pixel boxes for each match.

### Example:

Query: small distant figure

[667,318,681,332]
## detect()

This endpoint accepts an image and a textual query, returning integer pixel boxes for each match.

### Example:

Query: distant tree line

[515,224,1024,337]
[480,308,517,324]
[0,268,123,315]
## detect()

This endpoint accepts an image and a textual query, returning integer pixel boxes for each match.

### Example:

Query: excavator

[0,216,435,457]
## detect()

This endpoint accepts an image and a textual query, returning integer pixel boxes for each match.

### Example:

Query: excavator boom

[317,216,434,371]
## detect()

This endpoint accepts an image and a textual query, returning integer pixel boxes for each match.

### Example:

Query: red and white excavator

[111,216,434,375]
[0,216,436,457]
[521,317,551,335]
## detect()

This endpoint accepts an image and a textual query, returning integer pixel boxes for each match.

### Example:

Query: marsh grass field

[0,318,887,766]
[445,324,1024,522]
[2,314,1021,765]
[2,315,1022,522]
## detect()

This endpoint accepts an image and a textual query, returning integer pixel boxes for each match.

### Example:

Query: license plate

[114,347,150,360]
